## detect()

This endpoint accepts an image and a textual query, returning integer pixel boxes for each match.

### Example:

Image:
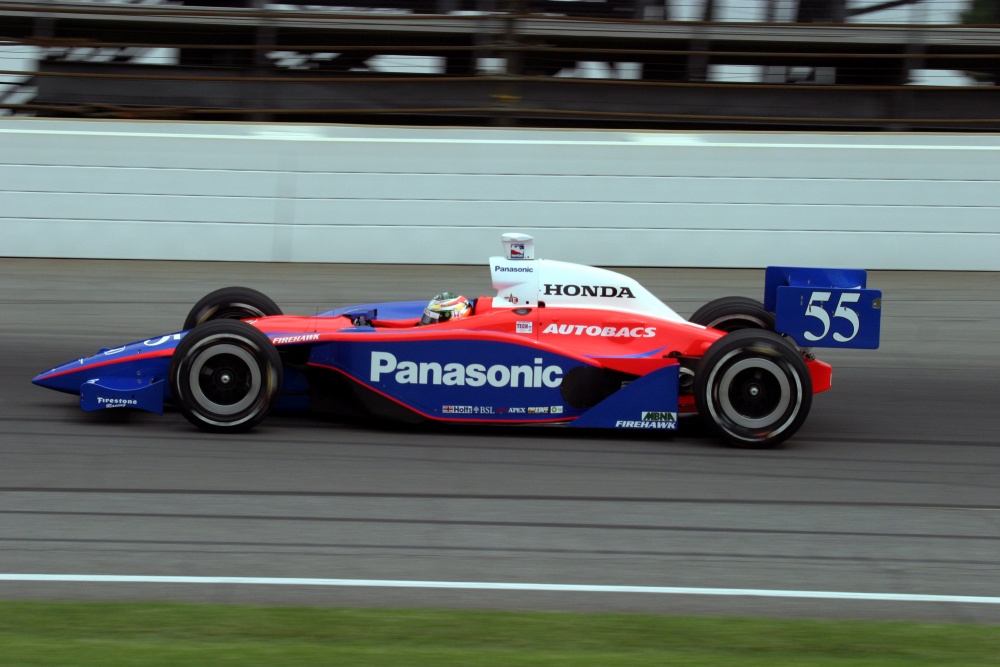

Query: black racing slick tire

[694,329,812,449]
[689,296,775,333]
[183,286,282,331]
[170,320,283,433]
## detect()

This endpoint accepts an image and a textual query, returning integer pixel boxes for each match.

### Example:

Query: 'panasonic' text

[370,352,563,388]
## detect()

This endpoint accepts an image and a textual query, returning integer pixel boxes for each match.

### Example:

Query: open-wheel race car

[33,234,882,448]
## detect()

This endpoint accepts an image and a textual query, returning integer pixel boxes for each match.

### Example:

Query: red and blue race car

[33,234,881,448]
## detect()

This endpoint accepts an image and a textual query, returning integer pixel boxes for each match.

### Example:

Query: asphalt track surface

[2,258,999,622]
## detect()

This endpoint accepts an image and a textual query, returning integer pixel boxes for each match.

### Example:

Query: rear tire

[689,296,775,333]
[170,320,282,433]
[694,329,811,448]
[183,286,282,330]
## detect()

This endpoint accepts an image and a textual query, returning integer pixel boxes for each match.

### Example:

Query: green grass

[0,602,997,666]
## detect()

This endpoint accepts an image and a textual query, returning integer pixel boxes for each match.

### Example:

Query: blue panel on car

[775,286,882,349]
[80,376,165,414]
[309,338,587,421]
[319,300,427,320]
[568,363,679,430]
[764,266,868,312]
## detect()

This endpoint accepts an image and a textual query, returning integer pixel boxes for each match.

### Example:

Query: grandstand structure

[1,0,998,129]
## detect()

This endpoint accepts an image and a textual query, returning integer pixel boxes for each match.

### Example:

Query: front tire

[183,286,282,331]
[170,320,282,433]
[689,296,775,332]
[694,329,811,448]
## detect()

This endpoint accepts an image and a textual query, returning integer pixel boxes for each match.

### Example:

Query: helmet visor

[419,309,444,326]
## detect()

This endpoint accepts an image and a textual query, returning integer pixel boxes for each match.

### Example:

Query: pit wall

[3,119,998,270]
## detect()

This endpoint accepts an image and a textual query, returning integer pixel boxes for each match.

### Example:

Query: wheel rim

[717,357,790,428]
[188,343,261,415]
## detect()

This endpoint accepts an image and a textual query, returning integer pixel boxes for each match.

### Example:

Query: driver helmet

[419,292,472,326]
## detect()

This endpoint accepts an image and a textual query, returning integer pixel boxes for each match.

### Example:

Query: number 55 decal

[803,291,861,343]
[774,285,881,349]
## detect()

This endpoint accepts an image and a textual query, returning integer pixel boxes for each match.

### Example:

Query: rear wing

[764,267,882,350]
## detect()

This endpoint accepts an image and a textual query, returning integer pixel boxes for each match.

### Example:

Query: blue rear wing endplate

[765,266,882,350]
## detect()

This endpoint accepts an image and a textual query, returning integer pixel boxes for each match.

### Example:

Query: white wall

[2,119,999,270]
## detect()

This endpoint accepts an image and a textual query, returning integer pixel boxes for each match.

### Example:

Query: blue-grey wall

[3,119,998,269]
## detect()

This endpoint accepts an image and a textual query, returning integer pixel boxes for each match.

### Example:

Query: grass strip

[0,601,997,666]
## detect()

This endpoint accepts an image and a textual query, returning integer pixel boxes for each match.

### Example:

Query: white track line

[2,574,999,605]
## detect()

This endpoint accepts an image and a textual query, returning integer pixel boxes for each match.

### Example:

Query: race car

[32,233,881,448]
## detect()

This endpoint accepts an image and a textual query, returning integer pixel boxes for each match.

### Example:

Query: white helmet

[419,293,473,326]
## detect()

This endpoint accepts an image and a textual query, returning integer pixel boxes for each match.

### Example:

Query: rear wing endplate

[764,266,882,350]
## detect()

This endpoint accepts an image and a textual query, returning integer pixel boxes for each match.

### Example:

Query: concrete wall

[2,119,998,269]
